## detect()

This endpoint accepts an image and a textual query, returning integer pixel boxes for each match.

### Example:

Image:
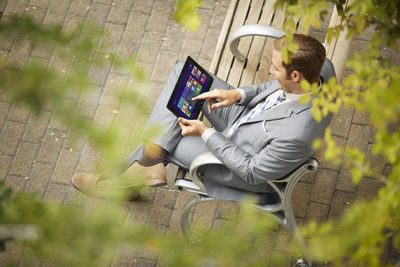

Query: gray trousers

[126,62,247,169]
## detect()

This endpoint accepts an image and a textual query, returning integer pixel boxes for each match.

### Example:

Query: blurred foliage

[0,182,292,266]
[275,0,400,266]
[174,0,202,31]
[1,0,400,266]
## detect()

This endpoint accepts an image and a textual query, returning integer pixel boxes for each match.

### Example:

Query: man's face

[269,49,295,92]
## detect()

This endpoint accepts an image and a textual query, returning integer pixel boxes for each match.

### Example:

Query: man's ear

[291,70,303,82]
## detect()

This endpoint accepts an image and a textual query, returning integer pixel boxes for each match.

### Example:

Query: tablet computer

[167,56,213,120]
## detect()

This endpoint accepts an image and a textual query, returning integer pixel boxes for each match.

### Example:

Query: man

[71,34,335,202]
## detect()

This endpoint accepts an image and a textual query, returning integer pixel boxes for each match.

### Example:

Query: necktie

[226,90,286,137]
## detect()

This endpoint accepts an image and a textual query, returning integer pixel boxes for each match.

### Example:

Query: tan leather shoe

[125,162,167,187]
[71,173,141,201]
[71,163,167,200]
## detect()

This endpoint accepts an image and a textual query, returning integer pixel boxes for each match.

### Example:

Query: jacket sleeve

[239,80,276,106]
[204,132,313,184]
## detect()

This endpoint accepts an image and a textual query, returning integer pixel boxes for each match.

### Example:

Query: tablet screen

[167,57,213,120]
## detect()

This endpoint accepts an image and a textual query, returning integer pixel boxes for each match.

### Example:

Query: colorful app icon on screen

[196,70,201,79]
[200,74,206,84]
[177,97,186,109]
[193,80,198,87]
[191,67,197,76]
[195,84,202,95]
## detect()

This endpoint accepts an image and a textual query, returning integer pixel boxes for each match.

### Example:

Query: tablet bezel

[167,56,214,120]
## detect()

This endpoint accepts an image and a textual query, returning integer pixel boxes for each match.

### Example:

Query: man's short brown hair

[273,34,326,83]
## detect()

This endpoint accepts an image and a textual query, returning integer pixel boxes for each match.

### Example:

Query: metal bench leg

[180,195,215,242]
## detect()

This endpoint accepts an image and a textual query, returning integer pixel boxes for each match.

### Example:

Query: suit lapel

[242,97,312,125]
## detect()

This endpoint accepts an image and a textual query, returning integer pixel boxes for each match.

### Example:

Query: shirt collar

[281,79,322,103]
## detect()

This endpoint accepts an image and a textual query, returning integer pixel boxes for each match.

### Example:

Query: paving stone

[77,87,101,119]
[315,135,346,171]
[336,168,357,193]
[23,111,51,143]
[132,0,154,15]
[305,202,329,224]
[210,4,229,29]
[352,110,370,125]
[118,39,141,60]
[0,154,12,180]
[151,50,179,82]
[144,4,171,33]
[69,0,91,17]
[5,175,27,194]
[349,39,370,58]
[347,124,372,152]
[52,149,80,184]
[25,5,47,23]
[174,191,196,210]
[0,241,23,266]
[186,9,213,42]
[330,106,354,138]
[161,21,186,53]
[100,72,128,107]
[9,141,39,177]
[169,209,184,233]
[37,130,65,164]
[192,199,219,228]
[366,144,387,176]
[26,162,53,197]
[311,168,338,204]
[62,15,83,35]
[356,177,383,200]
[201,26,222,61]
[0,121,25,155]
[43,0,70,25]
[8,104,30,123]
[138,31,163,64]
[179,38,203,61]
[108,1,132,25]
[29,0,50,8]
[112,246,136,266]
[102,22,125,53]
[87,3,110,26]
[292,182,313,218]
[0,101,10,128]
[3,0,29,16]
[217,201,240,220]
[88,63,111,87]
[8,40,31,66]
[123,12,149,43]
[153,188,177,210]
[44,182,68,203]
[300,171,316,183]
[328,190,355,218]
[76,144,102,172]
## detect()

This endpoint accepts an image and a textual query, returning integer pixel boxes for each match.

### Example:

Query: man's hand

[192,89,241,114]
[178,118,208,136]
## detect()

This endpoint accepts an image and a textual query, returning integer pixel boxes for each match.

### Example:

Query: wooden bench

[173,0,353,265]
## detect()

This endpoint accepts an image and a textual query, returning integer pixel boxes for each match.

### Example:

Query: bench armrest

[229,24,286,61]
[189,152,224,193]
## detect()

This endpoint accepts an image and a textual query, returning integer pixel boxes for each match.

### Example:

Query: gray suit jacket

[202,59,336,202]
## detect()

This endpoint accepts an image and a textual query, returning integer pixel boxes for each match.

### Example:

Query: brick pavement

[0,0,398,266]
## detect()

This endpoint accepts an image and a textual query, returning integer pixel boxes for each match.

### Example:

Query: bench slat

[227,0,265,87]
[255,6,286,84]
[210,0,238,73]
[217,0,252,81]
[239,0,277,86]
